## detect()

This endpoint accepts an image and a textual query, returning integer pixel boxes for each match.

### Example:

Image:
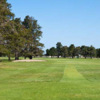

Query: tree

[56,42,62,58]
[49,47,57,57]
[96,49,100,58]
[12,18,29,60]
[88,46,96,59]
[61,46,68,58]
[0,18,28,60]
[81,46,89,59]
[0,0,14,24]
[75,46,81,58]
[46,49,50,56]
[22,16,44,59]
[0,1,44,60]
[68,44,75,58]
[0,45,6,57]
[0,0,14,60]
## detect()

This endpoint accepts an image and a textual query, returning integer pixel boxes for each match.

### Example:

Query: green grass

[0,58,100,100]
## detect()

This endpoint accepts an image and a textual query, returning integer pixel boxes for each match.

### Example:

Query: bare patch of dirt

[13,60,45,62]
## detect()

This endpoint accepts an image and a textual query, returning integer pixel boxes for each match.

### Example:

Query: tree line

[46,42,100,58]
[0,0,44,60]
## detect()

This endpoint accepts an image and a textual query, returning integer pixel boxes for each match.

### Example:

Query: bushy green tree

[46,49,50,56]
[81,46,90,59]
[0,0,14,60]
[0,18,28,60]
[88,46,96,58]
[75,46,81,58]
[96,49,100,58]
[0,0,14,23]
[22,16,44,59]
[12,18,29,60]
[49,47,57,57]
[0,1,44,60]
[56,42,62,58]
[61,46,68,58]
[68,44,75,58]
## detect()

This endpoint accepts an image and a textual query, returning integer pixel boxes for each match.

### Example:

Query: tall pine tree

[22,16,44,59]
[0,0,14,60]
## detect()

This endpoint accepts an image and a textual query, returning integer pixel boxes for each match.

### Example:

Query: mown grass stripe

[61,65,87,82]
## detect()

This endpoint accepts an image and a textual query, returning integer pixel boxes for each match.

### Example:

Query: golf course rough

[0,58,100,100]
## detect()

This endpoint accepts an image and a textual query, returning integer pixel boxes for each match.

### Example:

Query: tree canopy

[0,1,44,60]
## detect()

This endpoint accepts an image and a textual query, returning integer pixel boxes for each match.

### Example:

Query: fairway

[0,58,100,100]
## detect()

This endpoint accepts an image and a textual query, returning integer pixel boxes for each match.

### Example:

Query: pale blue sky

[8,0,100,50]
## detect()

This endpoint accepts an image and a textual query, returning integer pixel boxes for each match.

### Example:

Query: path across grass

[0,58,100,100]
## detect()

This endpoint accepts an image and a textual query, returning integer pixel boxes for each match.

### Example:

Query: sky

[8,0,100,50]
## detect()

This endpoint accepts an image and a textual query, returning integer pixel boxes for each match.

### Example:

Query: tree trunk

[15,52,19,60]
[8,54,11,61]
[24,56,26,59]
